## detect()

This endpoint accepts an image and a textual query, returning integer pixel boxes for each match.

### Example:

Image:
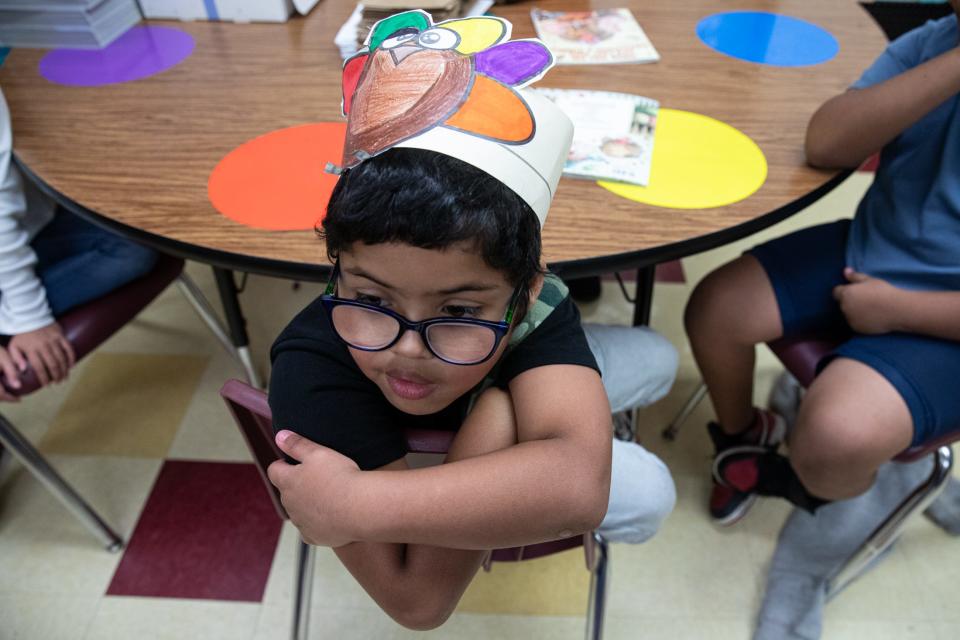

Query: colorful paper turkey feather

[340,11,556,165]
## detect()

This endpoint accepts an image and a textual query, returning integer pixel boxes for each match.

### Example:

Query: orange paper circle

[208,122,346,231]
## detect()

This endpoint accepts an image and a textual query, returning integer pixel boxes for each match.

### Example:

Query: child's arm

[269,363,611,550]
[0,91,73,388]
[319,387,517,630]
[834,268,960,341]
[806,40,960,168]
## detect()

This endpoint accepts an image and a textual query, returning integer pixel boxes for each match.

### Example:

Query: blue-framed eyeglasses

[320,262,521,366]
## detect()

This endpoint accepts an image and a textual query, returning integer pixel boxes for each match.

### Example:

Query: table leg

[631,265,656,327]
[213,267,263,389]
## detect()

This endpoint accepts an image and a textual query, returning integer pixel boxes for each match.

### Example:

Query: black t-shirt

[268,287,598,470]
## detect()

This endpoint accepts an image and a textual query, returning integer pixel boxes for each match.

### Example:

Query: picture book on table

[530,8,659,65]
[536,88,659,186]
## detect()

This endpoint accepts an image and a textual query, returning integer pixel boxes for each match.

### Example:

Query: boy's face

[336,241,521,415]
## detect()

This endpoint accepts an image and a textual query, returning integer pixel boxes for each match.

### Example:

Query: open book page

[531,8,659,65]
[537,89,659,186]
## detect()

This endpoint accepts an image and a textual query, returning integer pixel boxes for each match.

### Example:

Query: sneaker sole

[712,492,757,527]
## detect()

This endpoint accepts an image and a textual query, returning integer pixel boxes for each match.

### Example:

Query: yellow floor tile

[39,353,209,458]
[457,548,590,616]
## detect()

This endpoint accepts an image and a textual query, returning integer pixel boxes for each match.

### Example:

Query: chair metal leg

[827,446,954,600]
[176,273,263,388]
[662,381,707,441]
[584,532,609,640]
[0,413,123,551]
[292,538,315,640]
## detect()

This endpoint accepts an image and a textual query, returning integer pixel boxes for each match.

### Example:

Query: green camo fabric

[468,273,568,408]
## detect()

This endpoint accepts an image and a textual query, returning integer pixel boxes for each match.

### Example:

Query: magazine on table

[531,8,659,65]
[537,88,659,186]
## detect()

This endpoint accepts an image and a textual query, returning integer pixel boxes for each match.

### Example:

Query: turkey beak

[390,44,420,66]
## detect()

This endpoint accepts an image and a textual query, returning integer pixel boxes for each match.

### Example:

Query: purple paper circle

[39,26,195,87]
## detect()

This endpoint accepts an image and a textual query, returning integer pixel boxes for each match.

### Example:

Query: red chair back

[6,254,184,397]
[767,331,847,389]
[767,332,960,462]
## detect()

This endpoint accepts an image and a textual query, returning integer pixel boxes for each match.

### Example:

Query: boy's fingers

[60,337,76,368]
[26,350,49,386]
[51,342,71,380]
[267,459,292,489]
[275,430,317,462]
[844,267,869,283]
[0,350,20,390]
[40,345,65,383]
[8,345,27,372]
[832,284,846,301]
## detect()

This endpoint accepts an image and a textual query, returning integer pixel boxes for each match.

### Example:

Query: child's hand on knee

[832,268,906,334]
[7,322,75,387]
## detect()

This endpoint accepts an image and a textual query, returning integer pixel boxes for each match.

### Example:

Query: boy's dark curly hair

[320,148,543,319]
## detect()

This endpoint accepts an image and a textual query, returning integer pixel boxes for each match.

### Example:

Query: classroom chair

[666,331,957,595]
[766,331,959,598]
[0,253,184,551]
[220,378,610,640]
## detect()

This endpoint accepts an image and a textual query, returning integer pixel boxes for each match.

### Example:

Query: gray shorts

[583,324,678,544]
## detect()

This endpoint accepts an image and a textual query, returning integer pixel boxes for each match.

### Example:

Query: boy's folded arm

[806,46,960,169]
[348,364,611,550]
[331,459,488,630]
[327,387,519,630]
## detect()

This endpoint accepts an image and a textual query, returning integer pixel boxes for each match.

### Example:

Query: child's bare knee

[790,408,875,488]
[685,267,743,338]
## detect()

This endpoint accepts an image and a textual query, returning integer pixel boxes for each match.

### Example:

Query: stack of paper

[531,8,659,66]
[537,88,660,186]
[0,0,141,49]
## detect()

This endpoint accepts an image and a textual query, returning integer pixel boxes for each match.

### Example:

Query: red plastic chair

[0,253,184,551]
[768,332,959,598]
[219,379,609,640]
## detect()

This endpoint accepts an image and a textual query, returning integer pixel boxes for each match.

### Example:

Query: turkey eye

[417,28,459,50]
[381,31,418,49]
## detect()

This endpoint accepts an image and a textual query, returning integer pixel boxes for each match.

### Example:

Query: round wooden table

[1,0,885,279]
[0,0,887,374]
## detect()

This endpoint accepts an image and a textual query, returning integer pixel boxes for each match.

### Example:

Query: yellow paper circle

[599,108,767,209]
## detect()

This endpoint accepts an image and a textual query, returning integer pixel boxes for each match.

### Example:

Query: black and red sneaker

[707,410,786,526]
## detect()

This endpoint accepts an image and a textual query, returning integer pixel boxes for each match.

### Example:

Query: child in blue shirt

[0,88,157,398]
[685,7,960,523]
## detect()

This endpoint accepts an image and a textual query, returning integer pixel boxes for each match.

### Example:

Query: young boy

[685,6,960,524]
[267,12,676,629]
[0,88,157,399]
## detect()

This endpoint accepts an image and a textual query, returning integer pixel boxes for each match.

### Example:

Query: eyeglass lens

[330,304,498,363]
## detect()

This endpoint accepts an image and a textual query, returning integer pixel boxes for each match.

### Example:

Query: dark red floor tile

[108,460,283,602]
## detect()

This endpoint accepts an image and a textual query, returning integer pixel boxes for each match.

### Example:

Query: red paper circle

[209,123,346,231]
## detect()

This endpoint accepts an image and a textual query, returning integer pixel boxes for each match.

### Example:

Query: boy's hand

[267,430,362,548]
[8,322,76,387]
[0,346,22,401]
[832,268,905,334]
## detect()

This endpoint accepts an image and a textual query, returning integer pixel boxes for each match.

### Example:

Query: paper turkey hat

[338,10,573,227]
